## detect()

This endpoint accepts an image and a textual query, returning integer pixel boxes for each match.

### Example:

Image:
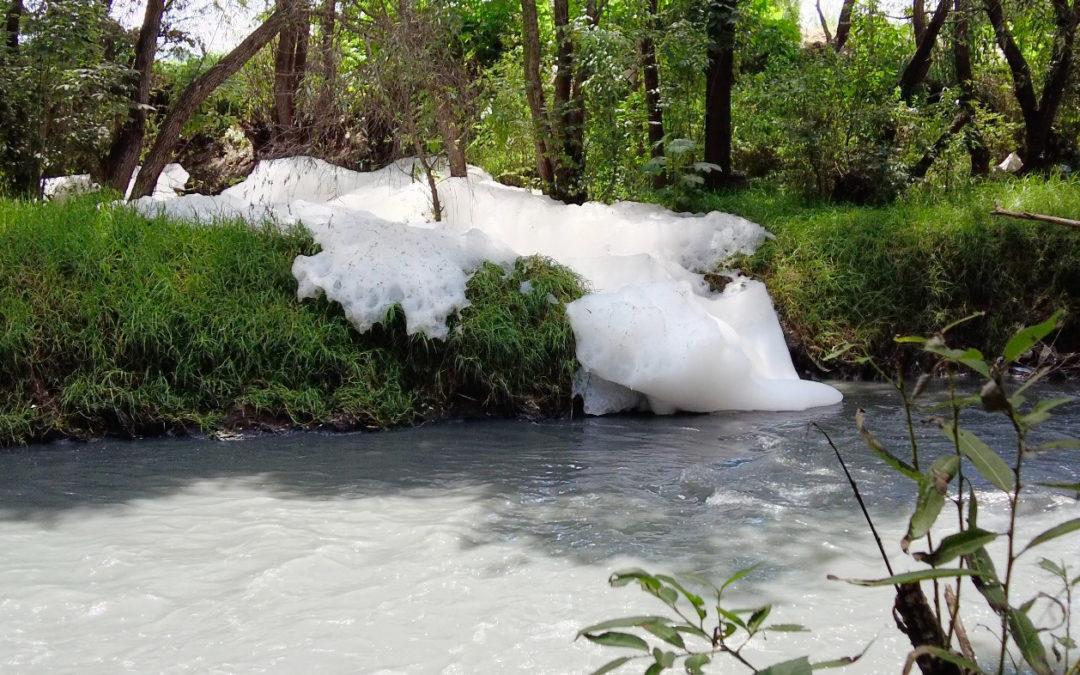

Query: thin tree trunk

[952,0,989,174]
[100,0,164,192]
[3,0,20,52]
[912,0,927,43]
[519,0,554,190]
[130,9,287,199]
[551,0,586,203]
[273,0,309,147]
[910,108,972,179]
[834,0,855,50]
[815,0,832,44]
[641,0,665,188]
[435,94,467,177]
[704,0,735,185]
[314,0,335,116]
[898,0,950,101]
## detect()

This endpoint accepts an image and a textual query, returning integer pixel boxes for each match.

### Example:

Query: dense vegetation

[0,195,583,446]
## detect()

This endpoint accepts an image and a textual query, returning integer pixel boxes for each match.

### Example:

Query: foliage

[695,175,1080,374]
[0,196,585,446]
[0,0,131,195]
[827,313,1080,673]
[581,316,1079,673]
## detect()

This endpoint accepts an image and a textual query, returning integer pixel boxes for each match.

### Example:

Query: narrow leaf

[941,424,1014,492]
[758,656,812,675]
[715,606,746,630]
[1008,608,1052,675]
[1004,312,1063,363]
[1035,439,1080,452]
[768,624,810,632]
[579,616,681,637]
[914,528,998,567]
[642,622,686,650]
[719,565,757,594]
[583,631,651,652]
[964,546,1006,613]
[856,409,920,481]
[828,568,981,587]
[901,646,985,675]
[1021,518,1080,556]
[1037,558,1064,577]
[923,338,991,377]
[1021,397,1075,427]
[589,656,633,675]
[904,455,959,548]
[748,605,772,633]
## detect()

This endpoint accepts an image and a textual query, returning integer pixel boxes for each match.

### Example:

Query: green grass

[690,175,1080,372]
[0,195,584,447]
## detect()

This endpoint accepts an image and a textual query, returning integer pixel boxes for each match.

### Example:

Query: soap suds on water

[130,156,843,414]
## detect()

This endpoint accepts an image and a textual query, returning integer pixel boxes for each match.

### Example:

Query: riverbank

[0,195,582,447]
[701,175,1080,376]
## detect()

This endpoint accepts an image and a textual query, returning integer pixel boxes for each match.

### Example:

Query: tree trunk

[3,0,20,52]
[519,0,554,190]
[435,94,467,177]
[314,0,335,116]
[898,0,950,101]
[981,0,1079,170]
[952,0,990,174]
[551,0,586,203]
[834,0,855,50]
[704,0,735,185]
[641,0,665,188]
[815,0,832,44]
[130,9,287,199]
[912,0,927,43]
[272,0,309,147]
[100,0,164,193]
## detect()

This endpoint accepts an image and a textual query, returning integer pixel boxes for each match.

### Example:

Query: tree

[130,8,290,199]
[703,0,736,186]
[271,0,309,149]
[640,0,665,188]
[99,0,165,192]
[983,0,1080,171]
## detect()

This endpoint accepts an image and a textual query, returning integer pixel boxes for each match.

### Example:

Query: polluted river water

[1,381,1078,674]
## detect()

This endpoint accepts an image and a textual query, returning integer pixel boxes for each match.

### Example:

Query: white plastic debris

[997,152,1023,173]
[134,156,843,414]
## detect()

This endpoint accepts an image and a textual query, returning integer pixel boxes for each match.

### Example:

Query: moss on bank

[698,176,1080,374]
[0,195,583,447]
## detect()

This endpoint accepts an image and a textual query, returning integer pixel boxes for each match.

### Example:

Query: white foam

[132,156,842,413]
[43,164,190,201]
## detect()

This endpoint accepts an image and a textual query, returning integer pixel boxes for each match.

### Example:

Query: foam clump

[44,164,189,201]
[134,155,842,414]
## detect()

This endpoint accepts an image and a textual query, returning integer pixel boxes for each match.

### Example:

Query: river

[1,382,1078,673]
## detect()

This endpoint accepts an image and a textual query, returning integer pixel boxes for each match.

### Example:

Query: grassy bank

[698,175,1080,374]
[0,195,583,447]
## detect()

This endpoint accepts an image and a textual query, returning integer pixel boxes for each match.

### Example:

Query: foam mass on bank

[132,156,842,414]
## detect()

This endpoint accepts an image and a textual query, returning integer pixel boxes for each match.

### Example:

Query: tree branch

[990,202,1080,229]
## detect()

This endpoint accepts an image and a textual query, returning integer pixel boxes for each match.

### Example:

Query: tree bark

[834,0,855,50]
[272,0,309,147]
[3,0,20,52]
[519,0,554,190]
[952,0,989,174]
[130,9,287,199]
[551,0,586,203]
[704,0,735,185]
[981,0,1078,170]
[314,0,335,115]
[100,0,165,193]
[912,0,927,43]
[815,0,832,44]
[641,0,665,188]
[435,94,467,177]
[898,0,950,101]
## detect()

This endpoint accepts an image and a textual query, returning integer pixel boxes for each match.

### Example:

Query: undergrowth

[0,195,584,447]
[683,175,1080,375]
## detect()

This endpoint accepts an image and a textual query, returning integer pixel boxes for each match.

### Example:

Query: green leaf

[665,138,696,155]
[828,568,981,587]
[1021,397,1075,427]
[1003,312,1063,363]
[644,663,663,675]
[1007,608,1052,675]
[923,338,991,378]
[812,641,873,669]
[609,569,657,588]
[940,311,985,335]
[903,455,959,549]
[653,648,676,668]
[856,409,920,481]
[583,632,651,652]
[964,546,1006,613]
[941,425,1014,492]
[768,624,810,632]
[589,656,633,675]
[719,565,757,595]
[900,646,985,675]
[747,605,772,634]
[1036,480,1080,494]
[579,616,683,637]
[1035,439,1080,452]
[716,606,746,630]
[642,622,686,650]
[1020,518,1080,556]
[657,587,679,606]
[1037,558,1064,577]
[914,528,998,567]
[757,656,812,675]
[684,653,710,674]
[674,625,712,641]
[655,574,706,620]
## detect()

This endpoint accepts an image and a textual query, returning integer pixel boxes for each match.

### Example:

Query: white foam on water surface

[132,156,843,413]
